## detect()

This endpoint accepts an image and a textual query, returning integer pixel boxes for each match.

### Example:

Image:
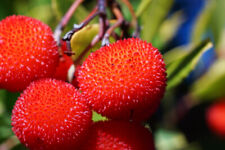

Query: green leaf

[0,115,11,127]
[136,0,153,17]
[70,24,115,64]
[14,0,54,26]
[191,59,225,101]
[163,46,189,65]
[153,11,183,49]
[0,115,13,144]
[92,111,108,122]
[210,0,225,49]
[70,24,100,63]
[0,90,7,116]
[191,0,215,44]
[0,90,19,144]
[0,127,14,144]
[140,0,173,42]
[166,39,213,90]
[51,0,62,21]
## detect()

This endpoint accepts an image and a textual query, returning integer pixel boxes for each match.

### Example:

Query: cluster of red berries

[0,15,167,149]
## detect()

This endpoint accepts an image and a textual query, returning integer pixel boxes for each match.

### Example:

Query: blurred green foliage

[166,39,213,90]
[191,59,225,101]
[0,0,225,150]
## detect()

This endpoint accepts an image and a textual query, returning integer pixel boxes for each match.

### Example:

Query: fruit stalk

[54,0,84,46]
[62,7,100,42]
[102,0,124,46]
[121,0,140,37]
[90,0,108,46]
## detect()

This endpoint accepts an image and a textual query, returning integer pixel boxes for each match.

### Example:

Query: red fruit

[11,78,92,150]
[0,15,59,91]
[60,40,68,52]
[78,38,166,121]
[206,100,225,137]
[53,54,75,82]
[72,65,81,88]
[79,120,155,150]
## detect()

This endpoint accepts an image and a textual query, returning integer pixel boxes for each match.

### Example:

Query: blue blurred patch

[168,0,206,48]
[186,47,217,82]
[167,0,216,82]
[186,30,217,82]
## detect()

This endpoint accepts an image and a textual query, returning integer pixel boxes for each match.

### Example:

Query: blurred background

[0,0,225,149]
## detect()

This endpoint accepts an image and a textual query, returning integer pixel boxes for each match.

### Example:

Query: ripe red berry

[54,54,75,82]
[11,78,92,150]
[78,38,166,121]
[60,40,68,52]
[72,64,81,88]
[206,100,225,137]
[79,120,155,150]
[0,15,59,91]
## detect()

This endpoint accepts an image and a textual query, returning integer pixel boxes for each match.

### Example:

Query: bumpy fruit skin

[78,38,166,121]
[79,120,155,150]
[11,78,92,150]
[0,15,59,91]
[206,100,225,137]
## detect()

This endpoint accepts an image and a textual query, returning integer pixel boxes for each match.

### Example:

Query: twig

[91,0,108,46]
[102,1,124,46]
[63,7,99,41]
[0,136,19,150]
[120,0,140,37]
[60,0,132,61]
[54,0,84,46]
[75,0,108,64]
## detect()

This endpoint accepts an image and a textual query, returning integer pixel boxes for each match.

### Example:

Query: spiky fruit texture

[0,15,59,92]
[78,38,166,121]
[54,54,74,82]
[79,121,155,150]
[11,78,92,150]
[206,100,225,137]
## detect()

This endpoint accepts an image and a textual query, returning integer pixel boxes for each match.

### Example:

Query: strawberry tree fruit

[0,15,59,92]
[78,120,155,150]
[78,38,167,121]
[11,78,92,150]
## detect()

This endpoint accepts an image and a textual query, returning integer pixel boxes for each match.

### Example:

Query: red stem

[102,2,124,46]
[54,0,84,46]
